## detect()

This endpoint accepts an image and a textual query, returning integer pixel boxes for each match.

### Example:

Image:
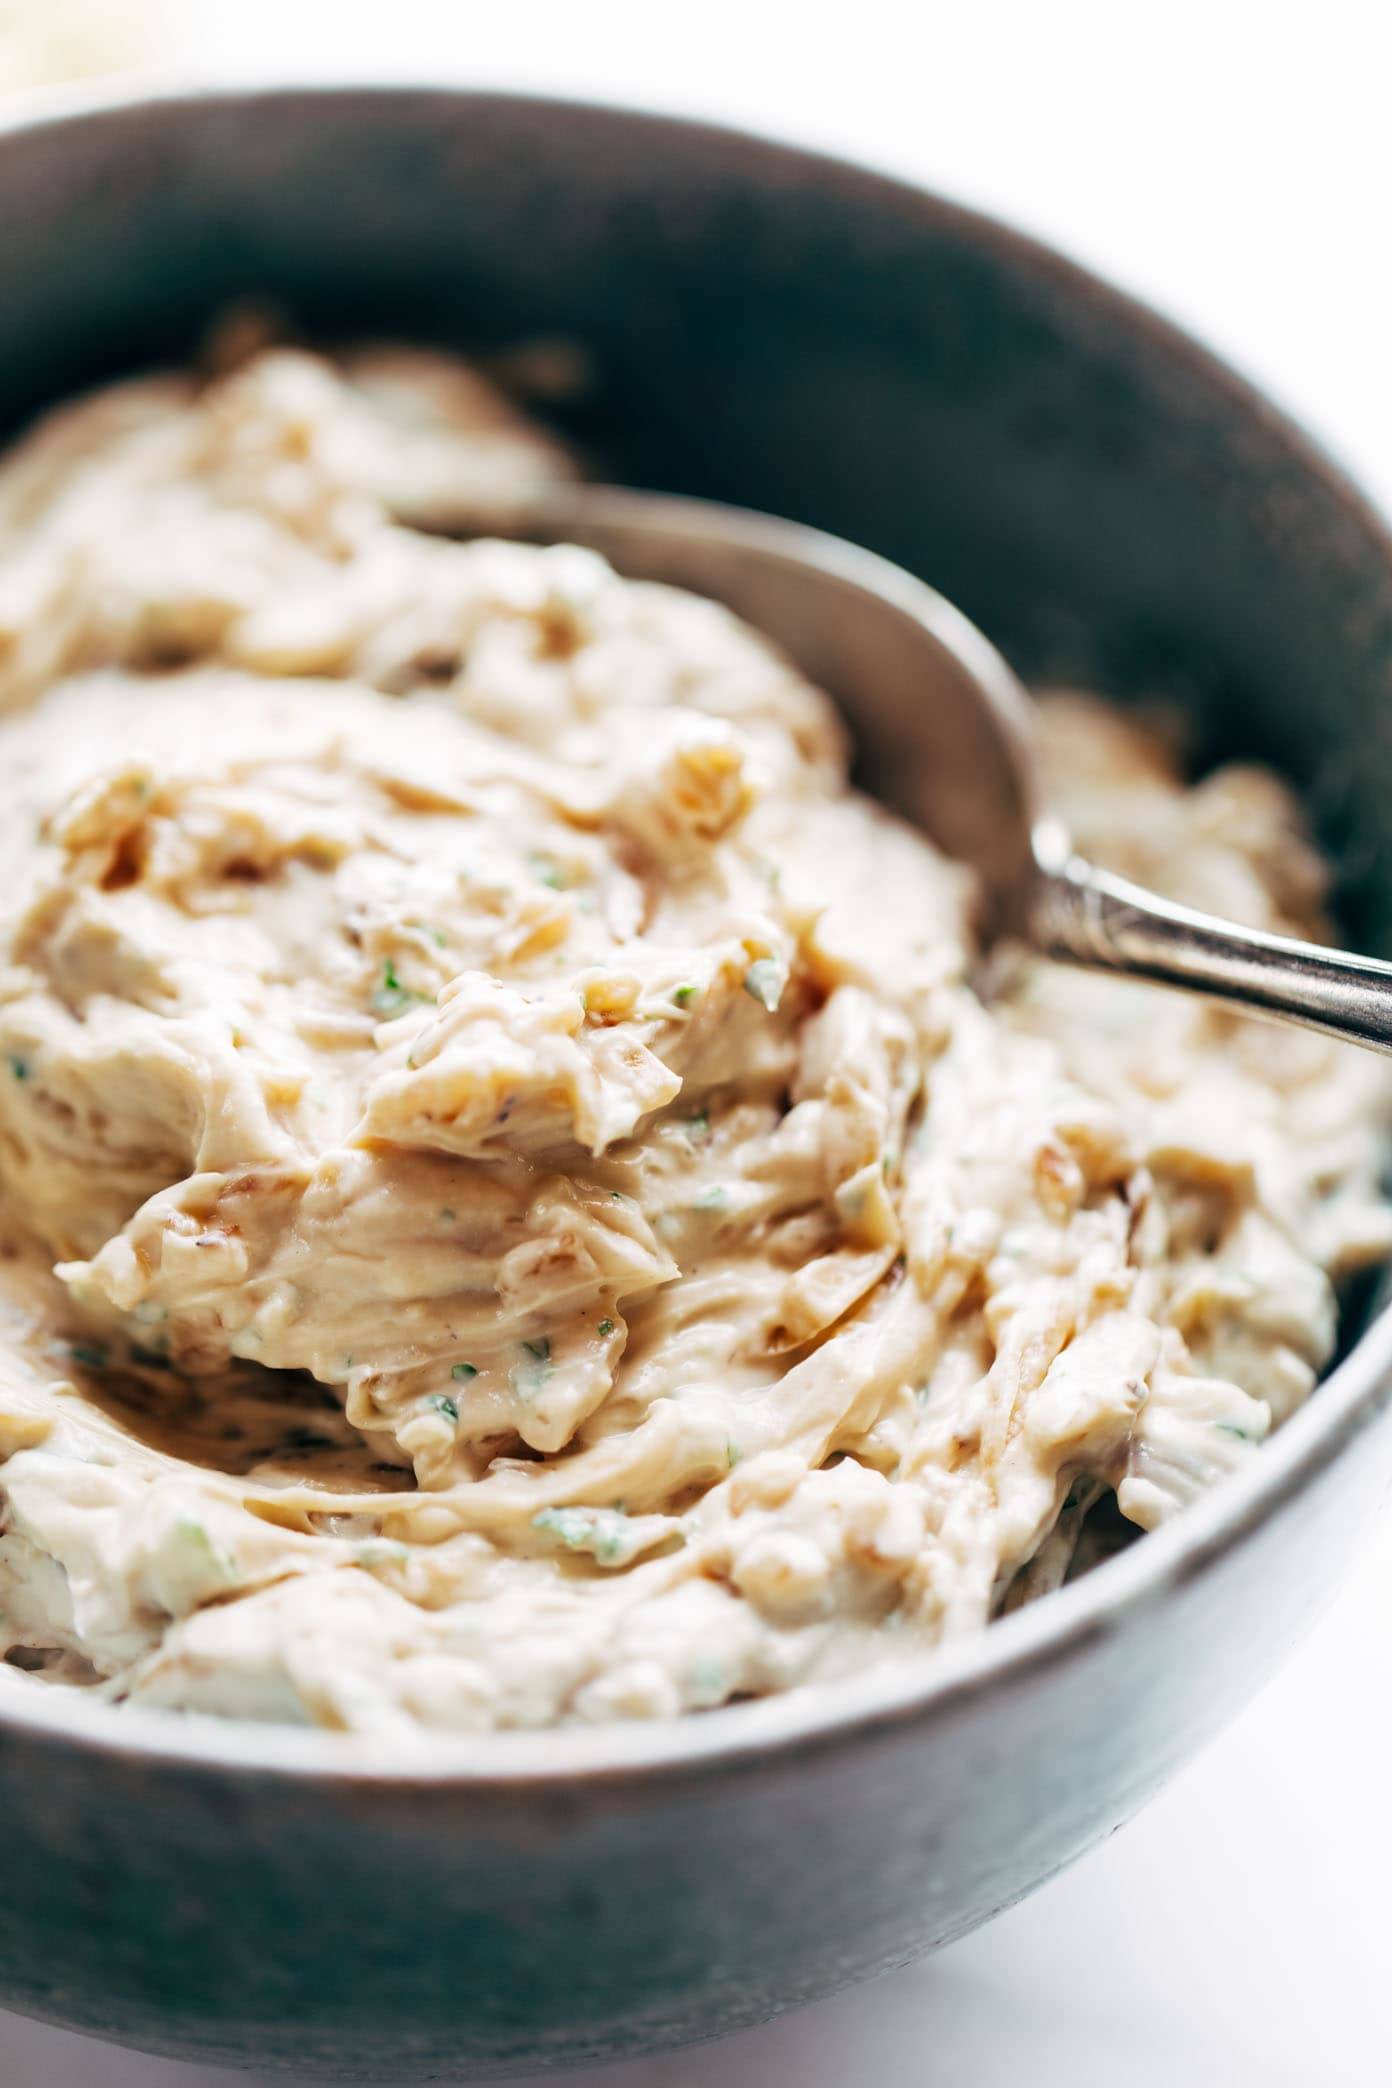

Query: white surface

[3,5,1392,2083]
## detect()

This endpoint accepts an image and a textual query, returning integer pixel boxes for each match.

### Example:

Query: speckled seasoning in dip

[0,340,1388,1732]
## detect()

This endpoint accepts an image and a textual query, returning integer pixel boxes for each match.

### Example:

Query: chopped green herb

[513,1337,554,1397]
[672,984,700,1008]
[68,1341,108,1370]
[726,1441,742,1468]
[428,1393,460,1423]
[528,851,566,890]
[597,1318,615,1338]
[689,1658,727,1700]
[142,1517,238,1614]
[169,1518,235,1585]
[356,1539,409,1571]
[1215,1421,1255,1441]
[533,1505,629,1565]
[685,1108,710,1144]
[742,957,784,1010]
[695,1184,728,1211]
[451,1361,478,1382]
[7,1054,29,1082]
[371,958,431,1020]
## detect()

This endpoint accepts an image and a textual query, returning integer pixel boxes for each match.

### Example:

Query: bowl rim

[2,74,1391,1791]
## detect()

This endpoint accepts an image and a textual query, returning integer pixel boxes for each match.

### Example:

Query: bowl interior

[0,80,1387,1604]
[3,87,1392,951]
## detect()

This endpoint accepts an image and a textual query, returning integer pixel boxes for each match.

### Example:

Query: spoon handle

[1029,849,1392,1054]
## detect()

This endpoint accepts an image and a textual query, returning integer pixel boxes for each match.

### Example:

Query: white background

[3,4,1392,2082]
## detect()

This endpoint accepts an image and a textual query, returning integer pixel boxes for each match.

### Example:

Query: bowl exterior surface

[2,86,1392,2077]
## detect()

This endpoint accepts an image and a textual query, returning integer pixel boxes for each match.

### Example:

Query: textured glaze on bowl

[3,83,1392,2080]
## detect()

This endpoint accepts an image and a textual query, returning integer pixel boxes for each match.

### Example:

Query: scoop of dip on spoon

[486,484,1392,1054]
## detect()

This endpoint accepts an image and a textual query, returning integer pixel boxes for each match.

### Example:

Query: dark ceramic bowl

[3,82,1392,2081]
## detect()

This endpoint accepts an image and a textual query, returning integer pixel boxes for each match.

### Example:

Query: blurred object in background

[0,0,175,92]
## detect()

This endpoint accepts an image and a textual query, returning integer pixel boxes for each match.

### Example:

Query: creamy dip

[0,342,1387,1733]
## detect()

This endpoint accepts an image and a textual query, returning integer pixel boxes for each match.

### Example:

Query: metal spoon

[488,483,1392,1053]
